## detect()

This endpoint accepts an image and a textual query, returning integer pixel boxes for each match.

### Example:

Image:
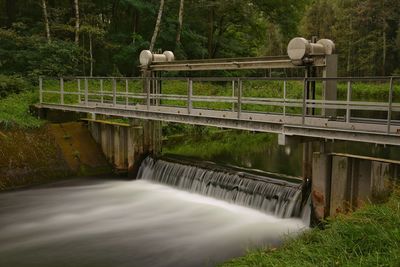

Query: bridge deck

[37,76,400,146]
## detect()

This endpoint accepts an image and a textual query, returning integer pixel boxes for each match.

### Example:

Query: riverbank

[222,188,400,266]
[0,123,112,191]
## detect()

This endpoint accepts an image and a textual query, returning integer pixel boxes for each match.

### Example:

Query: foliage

[0,28,85,81]
[0,91,44,129]
[222,188,400,266]
[0,74,31,98]
[0,0,399,77]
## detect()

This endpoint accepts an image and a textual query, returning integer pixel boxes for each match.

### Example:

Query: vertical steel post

[125,79,129,107]
[187,79,193,114]
[237,79,242,119]
[387,77,394,134]
[84,78,88,106]
[302,78,307,125]
[231,80,235,112]
[283,80,287,117]
[146,78,150,110]
[112,78,117,107]
[77,79,81,103]
[100,79,104,104]
[39,77,43,103]
[60,77,64,105]
[346,81,352,123]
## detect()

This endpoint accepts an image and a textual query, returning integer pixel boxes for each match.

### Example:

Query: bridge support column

[312,152,396,220]
[87,119,161,177]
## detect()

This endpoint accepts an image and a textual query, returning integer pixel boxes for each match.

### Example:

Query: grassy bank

[163,129,273,159]
[222,189,400,267]
[0,90,43,129]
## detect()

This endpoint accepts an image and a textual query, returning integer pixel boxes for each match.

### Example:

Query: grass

[163,129,273,159]
[0,90,44,129]
[221,188,400,267]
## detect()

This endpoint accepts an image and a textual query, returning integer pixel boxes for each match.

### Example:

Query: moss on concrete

[0,122,112,191]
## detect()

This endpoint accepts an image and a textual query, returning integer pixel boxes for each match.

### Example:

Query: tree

[175,0,185,47]
[149,0,165,51]
[74,0,80,45]
[41,0,51,43]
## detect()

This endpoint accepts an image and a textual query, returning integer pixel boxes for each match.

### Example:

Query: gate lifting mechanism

[139,37,338,119]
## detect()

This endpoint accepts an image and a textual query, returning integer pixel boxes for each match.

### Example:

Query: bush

[0,75,30,98]
[0,28,86,82]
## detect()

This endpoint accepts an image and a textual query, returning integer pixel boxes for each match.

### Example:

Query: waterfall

[137,156,305,218]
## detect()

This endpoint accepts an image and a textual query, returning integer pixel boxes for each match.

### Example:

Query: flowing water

[138,157,304,218]
[0,177,307,267]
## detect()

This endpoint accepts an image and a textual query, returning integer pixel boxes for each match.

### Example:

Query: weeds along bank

[222,188,400,267]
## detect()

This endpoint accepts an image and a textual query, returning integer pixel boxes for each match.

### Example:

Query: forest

[0,0,400,83]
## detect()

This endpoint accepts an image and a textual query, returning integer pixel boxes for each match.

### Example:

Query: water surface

[0,178,306,267]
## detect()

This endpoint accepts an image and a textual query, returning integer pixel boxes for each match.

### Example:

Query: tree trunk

[382,26,386,76]
[149,0,165,51]
[89,32,93,77]
[74,0,80,45]
[41,0,51,43]
[207,8,214,58]
[175,0,185,46]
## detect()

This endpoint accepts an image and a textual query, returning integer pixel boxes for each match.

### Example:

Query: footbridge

[37,36,400,146]
[37,75,400,146]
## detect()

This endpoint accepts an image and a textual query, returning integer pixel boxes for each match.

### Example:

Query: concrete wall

[312,152,398,220]
[87,119,161,177]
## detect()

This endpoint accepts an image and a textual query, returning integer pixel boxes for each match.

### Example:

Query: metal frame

[38,76,400,146]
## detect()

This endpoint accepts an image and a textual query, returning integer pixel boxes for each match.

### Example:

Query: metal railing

[39,76,400,135]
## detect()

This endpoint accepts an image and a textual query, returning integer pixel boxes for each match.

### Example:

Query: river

[0,178,307,267]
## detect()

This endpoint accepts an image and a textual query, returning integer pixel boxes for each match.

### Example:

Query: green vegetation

[222,189,400,267]
[163,129,273,159]
[0,74,31,98]
[0,91,43,129]
[1,0,399,79]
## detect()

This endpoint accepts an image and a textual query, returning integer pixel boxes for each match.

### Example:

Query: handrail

[38,76,400,136]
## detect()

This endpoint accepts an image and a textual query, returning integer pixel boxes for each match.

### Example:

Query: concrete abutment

[312,152,399,220]
[87,119,161,177]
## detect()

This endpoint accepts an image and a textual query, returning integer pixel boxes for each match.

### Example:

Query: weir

[137,156,306,218]
[34,36,400,221]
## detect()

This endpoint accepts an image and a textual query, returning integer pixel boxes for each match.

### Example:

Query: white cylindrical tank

[139,50,175,66]
[287,37,335,65]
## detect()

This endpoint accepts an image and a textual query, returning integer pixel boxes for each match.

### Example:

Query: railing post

[39,77,43,104]
[84,78,88,106]
[237,79,242,119]
[283,80,287,117]
[60,77,64,105]
[302,78,307,125]
[346,81,352,123]
[77,79,81,103]
[112,78,117,107]
[146,78,150,110]
[100,79,104,104]
[232,80,235,112]
[187,79,193,114]
[125,79,129,107]
[387,77,394,134]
